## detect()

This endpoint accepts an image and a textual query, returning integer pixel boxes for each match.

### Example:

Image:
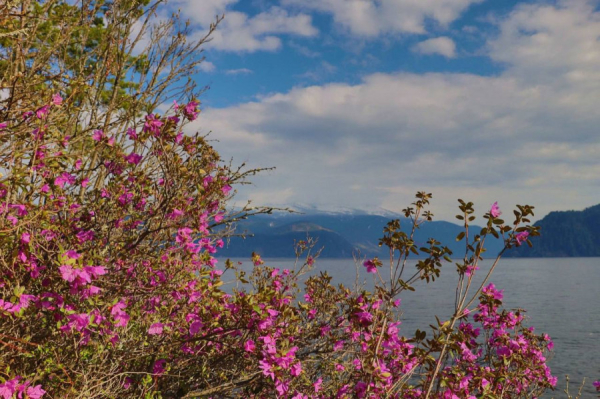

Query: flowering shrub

[1,1,597,398]
[0,103,557,397]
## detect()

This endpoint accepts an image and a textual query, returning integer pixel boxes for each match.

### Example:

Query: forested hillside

[507,204,600,257]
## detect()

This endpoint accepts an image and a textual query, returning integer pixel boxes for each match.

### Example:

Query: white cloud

[489,1,600,84]
[169,1,317,52]
[199,61,216,72]
[225,68,253,75]
[191,1,600,221]
[412,36,456,58]
[282,0,484,36]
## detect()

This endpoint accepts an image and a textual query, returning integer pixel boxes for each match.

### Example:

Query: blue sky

[169,0,600,221]
[196,0,516,108]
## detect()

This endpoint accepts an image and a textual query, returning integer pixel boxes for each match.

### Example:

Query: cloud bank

[282,0,484,36]
[192,1,600,220]
[170,0,318,52]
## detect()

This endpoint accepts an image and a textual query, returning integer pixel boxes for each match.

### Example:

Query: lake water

[224,257,600,398]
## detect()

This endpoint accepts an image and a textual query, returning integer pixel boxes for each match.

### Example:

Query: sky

[170,0,600,222]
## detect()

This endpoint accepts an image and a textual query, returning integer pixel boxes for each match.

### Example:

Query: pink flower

[189,321,203,335]
[148,322,164,335]
[0,377,19,398]
[126,127,138,140]
[54,173,75,188]
[63,313,90,332]
[214,212,224,223]
[275,380,288,396]
[52,93,63,106]
[84,266,106,278]
[259,360,275,380]
[355,381,367,397]
[27,384,46,399]
[183,100,199,121]
[15,294,36,312]
[92,130,104,141]
[111,300,130,327]
[221,184,232,195]
[497,346,511,357]
[65,250,81,259]
[123,377,133,389]
[543,333,554,350]
[21,232,31,244]
[10,204,28,216]
[202,175,213,188]
[490,201,502,218]
[252,253,264,266]
[0,122,7,130]
[355,311,373,326]
[143,114,164,135]
[153,359,166,375]
[125,152,142,165]
[36,105,50,119]
[515,231,529,246]
[168,208,184,219]
[313,378,322,393]
[482,283,504,300]
[244,339,256,352]
[85,286,102,296]
[363,259,377,273]
[291,362,302,376]
[59,265,77,282]
[465,264,479,277]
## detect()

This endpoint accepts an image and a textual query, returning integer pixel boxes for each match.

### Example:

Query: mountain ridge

[218,212,506,258]
[506,203,600,257]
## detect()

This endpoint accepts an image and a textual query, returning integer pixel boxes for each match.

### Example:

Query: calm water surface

[226,257,599,397]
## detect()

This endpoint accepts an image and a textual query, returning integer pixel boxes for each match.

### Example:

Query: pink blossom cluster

[0,377,45,399]
[435,283,557,398]
[0,97,236,396]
